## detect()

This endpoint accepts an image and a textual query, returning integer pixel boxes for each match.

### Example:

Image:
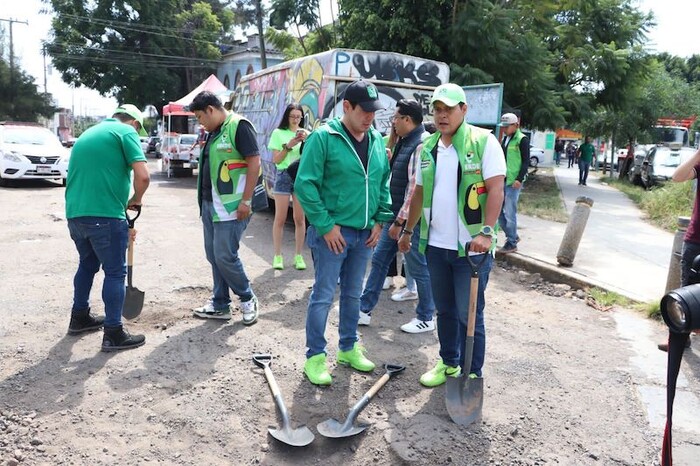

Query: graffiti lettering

[352,54,443,87]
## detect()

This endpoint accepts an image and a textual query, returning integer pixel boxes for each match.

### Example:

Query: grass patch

[588,287,632,308]
[520,168,569,223]
[633,300,661,319]
[607,178,694,232]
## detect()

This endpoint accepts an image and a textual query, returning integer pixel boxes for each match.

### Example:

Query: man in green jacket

[399,83,505,387]
[189,91,261,326]
[498,112,530,253]
[577,136,595,186]
[295,80,394,385]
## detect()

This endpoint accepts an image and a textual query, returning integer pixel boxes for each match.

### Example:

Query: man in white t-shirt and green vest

[399,83,506,387]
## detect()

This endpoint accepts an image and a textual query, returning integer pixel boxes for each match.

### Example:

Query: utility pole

[42,45,48,94]
[254,0,267,69]
[0,17,29,110]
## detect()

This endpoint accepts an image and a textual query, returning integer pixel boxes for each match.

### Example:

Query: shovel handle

[252,354,281,396]
[125,205,141,229]
[365,364,405,399]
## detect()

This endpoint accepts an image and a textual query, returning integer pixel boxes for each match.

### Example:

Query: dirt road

[1,162,697,465]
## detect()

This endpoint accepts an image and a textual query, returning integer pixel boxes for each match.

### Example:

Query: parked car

[160,133,199,177]
[0,122,69,186]
[146,136,160,155]
[638,144,696,188]
[596,150,621,170]
[529,145,545,167]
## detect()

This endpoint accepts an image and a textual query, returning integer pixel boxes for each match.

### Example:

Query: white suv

[0,122,70,186]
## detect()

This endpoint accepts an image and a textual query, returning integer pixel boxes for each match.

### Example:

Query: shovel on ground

[445,252,489,426]
[252,354,315,447]
[122,206,144,320]
[317,363,405,438]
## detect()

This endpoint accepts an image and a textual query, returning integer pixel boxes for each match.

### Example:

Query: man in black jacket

[358,99,437,333]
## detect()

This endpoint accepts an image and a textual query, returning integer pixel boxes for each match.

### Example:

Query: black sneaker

[101,326,146,352]
[67,309,105,335]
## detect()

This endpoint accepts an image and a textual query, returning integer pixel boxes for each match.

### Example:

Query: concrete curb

[495,250,649,304]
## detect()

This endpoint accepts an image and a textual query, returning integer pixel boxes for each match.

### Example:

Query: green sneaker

[304,353,332,386]
[294,254,307,270]
[337,343,376,372]
[272,255,284,270]
[419,360,461,387]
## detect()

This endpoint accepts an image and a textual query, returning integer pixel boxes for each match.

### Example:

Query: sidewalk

[497,166,676,303]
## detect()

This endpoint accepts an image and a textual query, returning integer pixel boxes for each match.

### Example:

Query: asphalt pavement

[496,164,677,303]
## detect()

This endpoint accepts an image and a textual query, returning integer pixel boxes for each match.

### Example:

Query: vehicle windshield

[3,127,63,148]
[653,127,688,146]
[180,136,197,145]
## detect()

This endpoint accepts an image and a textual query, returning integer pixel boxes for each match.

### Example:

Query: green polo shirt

[65,118,147,219]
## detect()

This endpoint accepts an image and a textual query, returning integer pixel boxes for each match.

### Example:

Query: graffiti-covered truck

[229,48,450,197]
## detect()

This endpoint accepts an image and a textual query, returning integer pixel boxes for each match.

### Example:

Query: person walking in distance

[294,80,394,386]
[399,83,505,387]
[268,102,308,271]
[65,104,150,351]
[577,136,595,186]
[189,91,260,326]
[358,99,437,333]
[498,112,529,254]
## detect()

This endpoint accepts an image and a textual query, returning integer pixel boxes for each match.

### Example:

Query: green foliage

[608,177,694,233]
[588,287,632,307]
[0,29,55,121]
[268,0,335,55]
[44,0,236,107]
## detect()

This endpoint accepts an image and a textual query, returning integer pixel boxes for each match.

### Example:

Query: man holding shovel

[398,83,505,386]
[66,104,150,351]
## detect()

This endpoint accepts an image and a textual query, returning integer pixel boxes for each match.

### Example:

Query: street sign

[463,83,504,127]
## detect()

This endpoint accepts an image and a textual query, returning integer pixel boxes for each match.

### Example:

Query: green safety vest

[197,113,254,221]
[504,129,525,185]
[419,123,497,256]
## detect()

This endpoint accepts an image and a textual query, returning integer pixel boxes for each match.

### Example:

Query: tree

[0,28,55,121]
[44,0,236,107]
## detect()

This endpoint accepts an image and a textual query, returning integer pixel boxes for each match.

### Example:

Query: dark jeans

[578,160,591,184]
[68,217,129,328]
[425,246,493,377]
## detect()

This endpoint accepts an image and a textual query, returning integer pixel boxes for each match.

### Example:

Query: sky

[4,0,696,117]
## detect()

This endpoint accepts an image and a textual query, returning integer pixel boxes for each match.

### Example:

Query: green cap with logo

[430,83,466,108]
[114,104,147,136]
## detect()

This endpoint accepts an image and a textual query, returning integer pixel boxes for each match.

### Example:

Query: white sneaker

[192,302,232,320]
[240,296,259,326]
[391,288,418,302]
[400,318,435,334]
[382,277,393,290]
[358,312,371,326]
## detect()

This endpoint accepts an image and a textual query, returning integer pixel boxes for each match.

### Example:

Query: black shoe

[68,309,104,335]
[102,326,146,352]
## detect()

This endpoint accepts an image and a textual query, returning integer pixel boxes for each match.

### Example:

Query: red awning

[162,75,230,115]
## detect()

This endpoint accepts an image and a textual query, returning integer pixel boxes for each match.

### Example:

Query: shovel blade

[122,286,145,320]
[445,375,483,426]
[268,425,315,447]
[316,418,368,438]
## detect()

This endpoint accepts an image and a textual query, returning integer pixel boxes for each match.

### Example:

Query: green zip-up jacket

[294,118,394,235]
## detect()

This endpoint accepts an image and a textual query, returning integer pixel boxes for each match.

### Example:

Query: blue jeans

[425,246,493,377]
[305,225,373,358]
[498,184,521,246]
[68,217,129,328]
[578,160,590,184]
[360,225,435,321]
[201,200,254,309]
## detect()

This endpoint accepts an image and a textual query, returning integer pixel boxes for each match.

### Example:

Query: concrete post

[557,196,594,267]
[665,216,690,293]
